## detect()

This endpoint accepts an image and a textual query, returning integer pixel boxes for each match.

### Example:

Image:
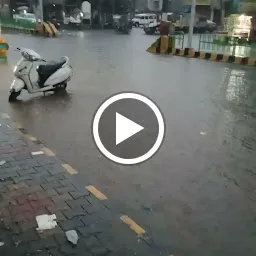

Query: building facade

[238,0,256,15]
[135,0,181,13]
[0,0,11,16]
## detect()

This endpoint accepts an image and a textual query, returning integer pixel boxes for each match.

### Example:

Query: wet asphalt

[0,29,256,256]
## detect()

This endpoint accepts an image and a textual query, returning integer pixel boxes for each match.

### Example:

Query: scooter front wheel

[8,91,21,102]
[54,83,67,94]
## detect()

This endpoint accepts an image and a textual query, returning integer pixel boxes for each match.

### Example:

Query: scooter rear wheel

[8,91,21,102]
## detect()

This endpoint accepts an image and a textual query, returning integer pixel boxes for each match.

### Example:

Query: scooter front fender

[10,78,25,92]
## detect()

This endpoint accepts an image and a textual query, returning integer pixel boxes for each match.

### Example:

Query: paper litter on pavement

[65,230,79,245]
[0,160,6,166]
[36,214,57,231]
[31,151,44,156]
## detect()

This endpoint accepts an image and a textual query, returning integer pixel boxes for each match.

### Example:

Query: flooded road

[1,29,256,256]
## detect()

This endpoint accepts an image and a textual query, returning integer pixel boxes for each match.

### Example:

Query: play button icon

[116,113,144,145]
[92,92,165,165]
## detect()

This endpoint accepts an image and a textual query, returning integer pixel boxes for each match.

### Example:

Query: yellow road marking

[1,113,10,119]
[62,164,78,175]
[14,121,23,129]
[25,134,37,142]
[42,147,56,156]
[86,185,107,200]
[120,215,146,236]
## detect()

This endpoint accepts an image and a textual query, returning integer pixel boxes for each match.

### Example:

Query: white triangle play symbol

[116,112,144,145]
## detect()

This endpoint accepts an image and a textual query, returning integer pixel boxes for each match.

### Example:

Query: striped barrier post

[0,38,8,61]
[147,33,185,55]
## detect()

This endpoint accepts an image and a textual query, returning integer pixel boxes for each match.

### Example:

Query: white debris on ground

[200,131,207,135]
[65,230,79,245]
[36,214,57,231]
[1,113,10,119]
[31,151,44,156]
[0,160,6,166]
[0,242,4,247]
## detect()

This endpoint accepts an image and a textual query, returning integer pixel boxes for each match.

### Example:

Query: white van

[132,13,157,27]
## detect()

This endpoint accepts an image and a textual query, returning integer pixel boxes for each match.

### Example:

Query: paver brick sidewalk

[0,117,159,256]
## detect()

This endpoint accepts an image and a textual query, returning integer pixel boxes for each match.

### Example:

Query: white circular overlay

[92,92,165,165]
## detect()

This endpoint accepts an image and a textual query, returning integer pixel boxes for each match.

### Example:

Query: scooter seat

[37,58,66,87]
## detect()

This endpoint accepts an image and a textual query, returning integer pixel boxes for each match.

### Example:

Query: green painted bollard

[0,38,8,61]
[171,35,175,48]
[168,35,176,52]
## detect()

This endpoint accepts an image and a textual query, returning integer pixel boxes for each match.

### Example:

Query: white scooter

[9,48,73,102]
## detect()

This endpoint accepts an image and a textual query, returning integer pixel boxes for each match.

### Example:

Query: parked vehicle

[115,24,131,34]
[143,13,177,35]
[176,15,217,33]
[194,18,217,33]
[9,48,72,102]
[132,13,157,27]
[144,22,159,35]
[68,8,83,28]
[144,13,217,35]
[51,18,61,29]
[114,15,132,34]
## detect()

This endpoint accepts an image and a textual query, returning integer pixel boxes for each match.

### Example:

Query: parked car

[14,13,37,23]
[132,13,157,27]
[194,18,217,33]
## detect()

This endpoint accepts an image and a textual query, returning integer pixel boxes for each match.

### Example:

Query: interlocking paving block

[0,115,161,256]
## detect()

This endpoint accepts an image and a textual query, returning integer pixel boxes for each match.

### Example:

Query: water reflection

[9,91,73,123]
[214,67,256,197]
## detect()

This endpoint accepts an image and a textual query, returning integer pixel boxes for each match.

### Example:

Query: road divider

[147,35,256,67]
[0,17,58,37]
